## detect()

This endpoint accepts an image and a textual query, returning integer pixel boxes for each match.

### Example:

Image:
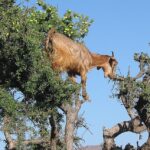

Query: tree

[0,0,93,149]
[103,53,150,150]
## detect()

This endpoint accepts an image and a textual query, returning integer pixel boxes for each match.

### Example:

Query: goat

[45,28,118,100]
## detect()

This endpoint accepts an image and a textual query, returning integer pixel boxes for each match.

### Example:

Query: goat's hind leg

[68,72,76,83]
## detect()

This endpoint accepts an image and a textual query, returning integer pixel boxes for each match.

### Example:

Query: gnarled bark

[103,117,146,150]
[103,60,150,150]
[49,114,59,150]
[60,99,84,150]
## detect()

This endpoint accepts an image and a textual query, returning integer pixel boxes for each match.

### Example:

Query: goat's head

[97,52,118,79]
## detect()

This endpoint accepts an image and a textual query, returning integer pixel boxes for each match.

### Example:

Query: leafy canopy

[0,0,93,148]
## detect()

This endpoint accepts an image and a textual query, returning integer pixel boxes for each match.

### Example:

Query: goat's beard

[112,65,117,74]
[107,66,117,79]
[111,67,117,79]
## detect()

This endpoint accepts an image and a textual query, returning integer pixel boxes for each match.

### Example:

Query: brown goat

[45,28,118,100]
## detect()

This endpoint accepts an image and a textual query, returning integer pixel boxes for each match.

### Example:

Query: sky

[1,0,150,149]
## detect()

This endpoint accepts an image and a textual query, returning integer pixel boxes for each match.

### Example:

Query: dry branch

[103,117,146,150]
[3,116,50,150]
[4,130,51,150]
[103,55,150,150]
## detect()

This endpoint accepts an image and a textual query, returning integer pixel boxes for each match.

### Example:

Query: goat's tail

[45,28,56,50]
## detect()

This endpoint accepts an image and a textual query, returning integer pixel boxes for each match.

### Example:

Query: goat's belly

[67,65,81,75]
[67,62,89,75]
[52,51,90,74]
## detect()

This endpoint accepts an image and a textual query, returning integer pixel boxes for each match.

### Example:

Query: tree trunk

[60,100,83,150]
[49,114,59,150]
[65,109,76,150]
[135,97,150,150]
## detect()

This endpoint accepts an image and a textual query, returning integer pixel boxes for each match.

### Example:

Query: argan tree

[0,0,93,149]
[103,53,150,150]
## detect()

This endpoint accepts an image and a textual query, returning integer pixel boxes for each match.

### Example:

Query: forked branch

[103,117,146,150]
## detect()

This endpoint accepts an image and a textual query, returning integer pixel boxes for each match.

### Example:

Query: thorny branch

[103,53,150,150]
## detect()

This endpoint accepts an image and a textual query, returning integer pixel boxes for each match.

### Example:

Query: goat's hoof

[83,94,90,101]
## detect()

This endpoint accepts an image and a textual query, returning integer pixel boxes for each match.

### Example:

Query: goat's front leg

[81,72,89,101]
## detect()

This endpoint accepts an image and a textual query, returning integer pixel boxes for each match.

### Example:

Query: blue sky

[1,0,150,148]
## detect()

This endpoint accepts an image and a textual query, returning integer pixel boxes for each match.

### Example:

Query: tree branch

[103,117,146,150]
[4,134,51,150]
[120,95,138,119]
[22,139,50,145]
[3,116,51,150]
[3,116,16,150]
[133,69,146,80]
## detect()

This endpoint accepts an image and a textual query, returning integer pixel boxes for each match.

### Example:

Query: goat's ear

[97,66,101,70]
[109,57,118,67]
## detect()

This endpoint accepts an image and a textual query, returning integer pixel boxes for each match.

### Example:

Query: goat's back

[49,32,92,73]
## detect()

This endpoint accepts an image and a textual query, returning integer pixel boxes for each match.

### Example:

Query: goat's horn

[112,51,114,57]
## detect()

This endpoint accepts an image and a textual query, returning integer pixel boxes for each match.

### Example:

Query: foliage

[36,0,93,40]
[103,53,150,150]
[0,0,93,149]
[117,53,150,111]
[118,53,150,127]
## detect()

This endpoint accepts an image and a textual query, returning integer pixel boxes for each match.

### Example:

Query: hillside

[79,145,102,150]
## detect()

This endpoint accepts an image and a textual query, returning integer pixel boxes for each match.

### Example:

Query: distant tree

[0,0,93,149]
[103,53,150,150]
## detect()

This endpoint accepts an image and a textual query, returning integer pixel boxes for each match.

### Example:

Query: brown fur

[45,28,118,100]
